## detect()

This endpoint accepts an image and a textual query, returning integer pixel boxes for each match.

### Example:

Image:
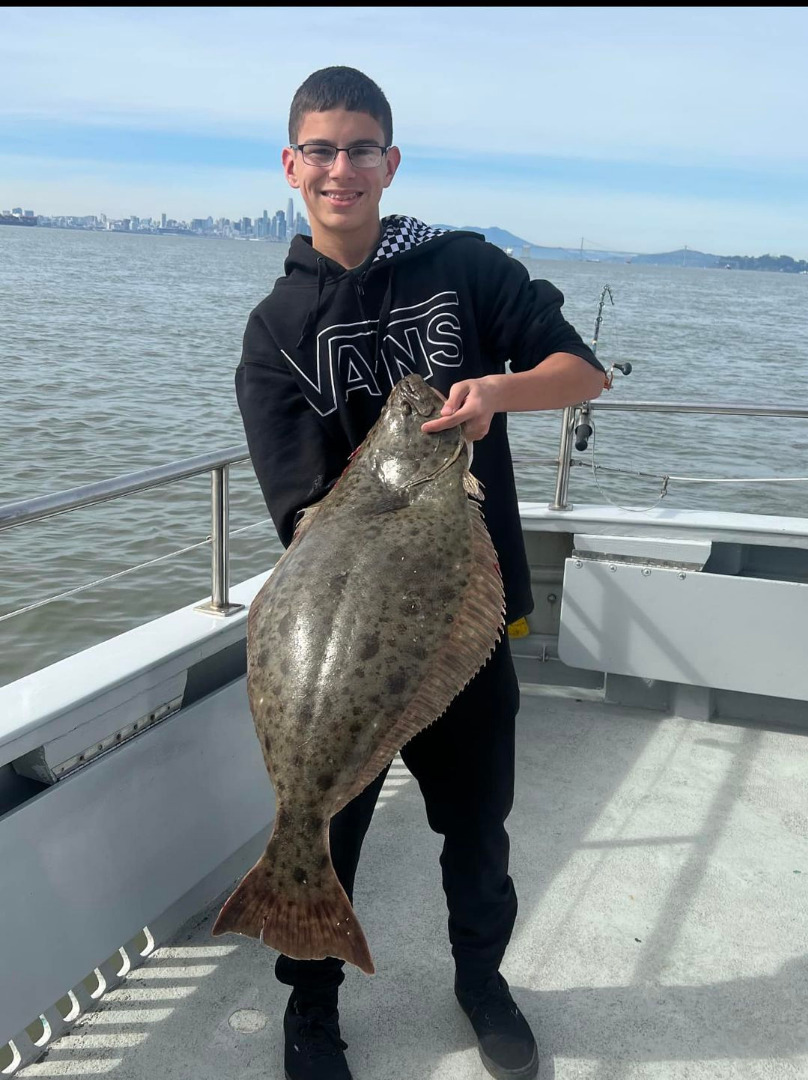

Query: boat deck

[19,684,808,1080]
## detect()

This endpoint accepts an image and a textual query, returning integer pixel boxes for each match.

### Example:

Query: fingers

[443,381,471,415]
[421,404,490,440]
[420,412,464,433]
[420,380,492,440]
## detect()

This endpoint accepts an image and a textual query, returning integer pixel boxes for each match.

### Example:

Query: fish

[211,373,505,974]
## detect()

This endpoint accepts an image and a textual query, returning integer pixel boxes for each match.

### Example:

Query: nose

[328,149,358,178]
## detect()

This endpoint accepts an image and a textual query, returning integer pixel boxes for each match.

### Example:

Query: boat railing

[2,401,808,623]
[549,399,808,512]
[0,444,252,619]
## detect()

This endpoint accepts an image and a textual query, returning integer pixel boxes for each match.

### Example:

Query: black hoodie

[236,214,605,622]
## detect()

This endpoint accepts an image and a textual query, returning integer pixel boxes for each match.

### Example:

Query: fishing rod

[574,284,631,451]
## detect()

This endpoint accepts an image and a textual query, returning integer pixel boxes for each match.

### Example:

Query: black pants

[275,635,520,996]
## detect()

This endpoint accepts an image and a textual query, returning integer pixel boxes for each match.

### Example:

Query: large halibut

[212,374,505,973]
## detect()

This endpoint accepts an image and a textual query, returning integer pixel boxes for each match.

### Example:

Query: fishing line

[0,519,271,625]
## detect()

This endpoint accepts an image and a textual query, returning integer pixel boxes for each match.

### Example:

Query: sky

[3,5,808,258]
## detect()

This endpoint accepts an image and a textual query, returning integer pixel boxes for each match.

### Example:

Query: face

[282,109,400,244]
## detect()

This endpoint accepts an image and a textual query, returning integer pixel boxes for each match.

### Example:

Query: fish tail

[211,819,375,975]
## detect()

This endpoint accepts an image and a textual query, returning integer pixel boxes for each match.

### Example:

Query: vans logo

[281,292,463,416]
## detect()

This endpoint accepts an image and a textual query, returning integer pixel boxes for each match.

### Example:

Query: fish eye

[401,401,412,416]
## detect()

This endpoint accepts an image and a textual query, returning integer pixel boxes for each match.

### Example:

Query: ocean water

[2,225,808,685]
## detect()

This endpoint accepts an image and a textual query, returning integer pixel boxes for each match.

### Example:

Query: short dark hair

[288,66,393,145]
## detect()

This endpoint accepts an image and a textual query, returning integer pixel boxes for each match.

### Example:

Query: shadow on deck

[19,687,808,1080]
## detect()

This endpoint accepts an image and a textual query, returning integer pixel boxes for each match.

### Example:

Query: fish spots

[277,611,292,637]
[354,667,366,679]
[387,670,408,696]
[349,721,362,734]
[400,596,422,616]
[372,490,409,514]
[360,637,380,661]
[317,772,335,791]
[329,571,349,592]
[352,706,362,717]
[406,643,428,661]
[298,703,314,723]
[445,613,455,623]
[293,867,308,885]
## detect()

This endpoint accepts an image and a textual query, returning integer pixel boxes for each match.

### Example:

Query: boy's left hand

[421,377,499,442]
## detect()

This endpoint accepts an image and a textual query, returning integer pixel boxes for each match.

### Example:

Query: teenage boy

[236,66,604,1080]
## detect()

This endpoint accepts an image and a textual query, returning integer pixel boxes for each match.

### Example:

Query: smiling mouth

[323,192,362,204]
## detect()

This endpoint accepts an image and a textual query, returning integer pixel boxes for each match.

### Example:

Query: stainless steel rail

[0,444,251,617]
[550,399,808,511]
[2,399,807,610]
[590,401,808,417]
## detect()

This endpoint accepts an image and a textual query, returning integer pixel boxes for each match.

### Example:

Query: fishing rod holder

[549,284,629,510]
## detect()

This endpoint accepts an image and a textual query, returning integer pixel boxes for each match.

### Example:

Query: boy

[236,66,605,1080]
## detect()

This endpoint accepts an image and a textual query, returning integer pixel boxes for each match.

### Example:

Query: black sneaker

[283,996,353,1080]
[456,973,539,1079]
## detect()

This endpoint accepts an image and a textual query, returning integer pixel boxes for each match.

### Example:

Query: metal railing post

[548,406,577,511]
[195,465,244,617]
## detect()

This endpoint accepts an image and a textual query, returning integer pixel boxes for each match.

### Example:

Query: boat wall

[515,504,808,729]
[0,573,273,1050]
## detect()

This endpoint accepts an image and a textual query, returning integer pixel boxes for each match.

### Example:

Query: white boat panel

[0,570,269,765]
[0,676,273,1047]
[520,502,808,549]
[559,558,808,700]
[12,671,187,783]
[572,533,712,567]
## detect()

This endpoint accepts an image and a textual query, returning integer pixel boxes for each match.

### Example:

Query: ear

[282,146,300,189]
[383,145,401,189]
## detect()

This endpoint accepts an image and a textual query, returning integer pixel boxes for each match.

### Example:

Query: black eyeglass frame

[289,143,392,168]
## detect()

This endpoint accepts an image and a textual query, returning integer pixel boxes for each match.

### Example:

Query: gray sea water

[2,225,808,686]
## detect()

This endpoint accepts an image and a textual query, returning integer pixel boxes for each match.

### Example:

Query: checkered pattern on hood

[372,215,449,263]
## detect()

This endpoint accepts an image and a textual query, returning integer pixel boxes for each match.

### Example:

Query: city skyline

[6,200,808,264]
[3,9,808,259]
[2,197,312,241]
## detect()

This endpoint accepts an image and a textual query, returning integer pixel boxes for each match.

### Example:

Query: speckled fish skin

[212,374,505,974]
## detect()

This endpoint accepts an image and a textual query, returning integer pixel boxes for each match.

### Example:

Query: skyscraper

[287,198,294,239]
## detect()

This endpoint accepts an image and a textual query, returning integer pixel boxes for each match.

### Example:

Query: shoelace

[476,994,519,1029]
[465,978,520,1029]
[296,1008,348,1058]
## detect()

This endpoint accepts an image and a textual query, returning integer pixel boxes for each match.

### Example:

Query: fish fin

[211,836,375,975]
[337,498,504,809]
[462,470,484,500]
[292,500,324,541]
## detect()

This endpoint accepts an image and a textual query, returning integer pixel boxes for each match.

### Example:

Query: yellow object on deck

[507,617,530,639]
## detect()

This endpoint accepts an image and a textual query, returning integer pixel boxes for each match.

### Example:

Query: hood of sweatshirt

[283,215,483,360]
[283,214,479,277]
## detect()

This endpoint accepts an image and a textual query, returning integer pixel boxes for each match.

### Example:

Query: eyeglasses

[290,143,390,168]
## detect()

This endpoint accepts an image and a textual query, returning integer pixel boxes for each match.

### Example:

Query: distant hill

[431,226,808,272]
[630,248,718,269]
[433,224,581,260]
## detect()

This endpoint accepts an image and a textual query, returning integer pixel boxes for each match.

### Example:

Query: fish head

[365,374,470,492]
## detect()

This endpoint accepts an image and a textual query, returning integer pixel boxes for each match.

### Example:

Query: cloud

[3,6,808,254]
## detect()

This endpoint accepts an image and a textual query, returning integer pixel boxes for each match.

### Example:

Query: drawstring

[296,256,327,349]
[374,266,394,364]
[296,256,394,362]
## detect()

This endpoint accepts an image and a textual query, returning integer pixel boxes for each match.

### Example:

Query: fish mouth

[398,374,444,418]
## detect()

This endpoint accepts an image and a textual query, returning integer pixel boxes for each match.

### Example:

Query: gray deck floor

[21,685,808,1079]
